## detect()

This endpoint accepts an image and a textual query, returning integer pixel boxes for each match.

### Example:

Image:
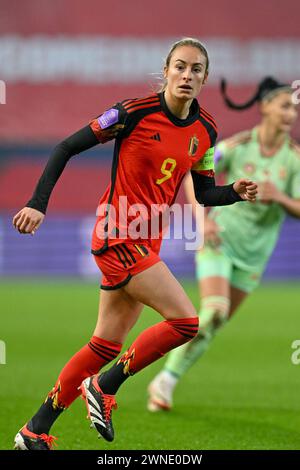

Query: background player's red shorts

[93,242,161,290]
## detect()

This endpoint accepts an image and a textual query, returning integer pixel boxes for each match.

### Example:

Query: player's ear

[163,66,168,80]
[203,71,209,85]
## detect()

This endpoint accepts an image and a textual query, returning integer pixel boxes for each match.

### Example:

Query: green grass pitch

[1,279,300,450]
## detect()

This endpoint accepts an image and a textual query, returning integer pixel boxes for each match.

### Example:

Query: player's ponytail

[221,76,292,110]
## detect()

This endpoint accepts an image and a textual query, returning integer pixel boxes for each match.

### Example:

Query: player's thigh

[123,261,196,320]
[94,288,144,343]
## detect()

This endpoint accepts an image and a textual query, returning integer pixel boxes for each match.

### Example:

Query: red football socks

[99,316,199,395]
[48,336,122,408]
[119,316,199,374]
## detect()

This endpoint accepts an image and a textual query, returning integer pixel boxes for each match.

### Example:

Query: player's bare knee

[174,305,197,320]
[161,299,196,321]
[183,307,197,319]
[182,297,197,318]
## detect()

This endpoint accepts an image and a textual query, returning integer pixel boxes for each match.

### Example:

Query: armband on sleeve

[191,147,215,177]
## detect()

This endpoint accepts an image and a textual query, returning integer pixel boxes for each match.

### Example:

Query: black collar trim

[158,92,200,127]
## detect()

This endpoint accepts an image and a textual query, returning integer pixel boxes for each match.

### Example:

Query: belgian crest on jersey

[188,135,199,156]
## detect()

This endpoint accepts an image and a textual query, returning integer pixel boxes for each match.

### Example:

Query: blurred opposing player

[12,38,257,449]
[148,77,300,412]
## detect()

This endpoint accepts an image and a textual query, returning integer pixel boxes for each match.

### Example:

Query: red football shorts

[93,242,161,290]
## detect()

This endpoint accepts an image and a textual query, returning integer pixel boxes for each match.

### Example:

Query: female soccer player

[148,77,300,412]
[12,38,257,449]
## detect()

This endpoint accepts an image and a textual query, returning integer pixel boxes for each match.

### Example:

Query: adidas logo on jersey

[150,133,161,142]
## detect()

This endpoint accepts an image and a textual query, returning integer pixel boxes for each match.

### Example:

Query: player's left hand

[12,207,45,235]
[233,179,258,202]
[258,181,283,204]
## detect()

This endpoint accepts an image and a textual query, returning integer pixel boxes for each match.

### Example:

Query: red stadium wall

[2,0,299,37]
[1,0,299,141]
[0,159,111,213]
[0,155,187,212]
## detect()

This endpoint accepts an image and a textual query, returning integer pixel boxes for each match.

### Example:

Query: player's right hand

[12,207,45,235]
[202,218,221,247]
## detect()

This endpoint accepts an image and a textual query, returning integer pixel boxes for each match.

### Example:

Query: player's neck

[257,123,286,157]
[164,89,192,119]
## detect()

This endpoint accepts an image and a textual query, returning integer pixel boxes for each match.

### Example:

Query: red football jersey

[90,92,217,254]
